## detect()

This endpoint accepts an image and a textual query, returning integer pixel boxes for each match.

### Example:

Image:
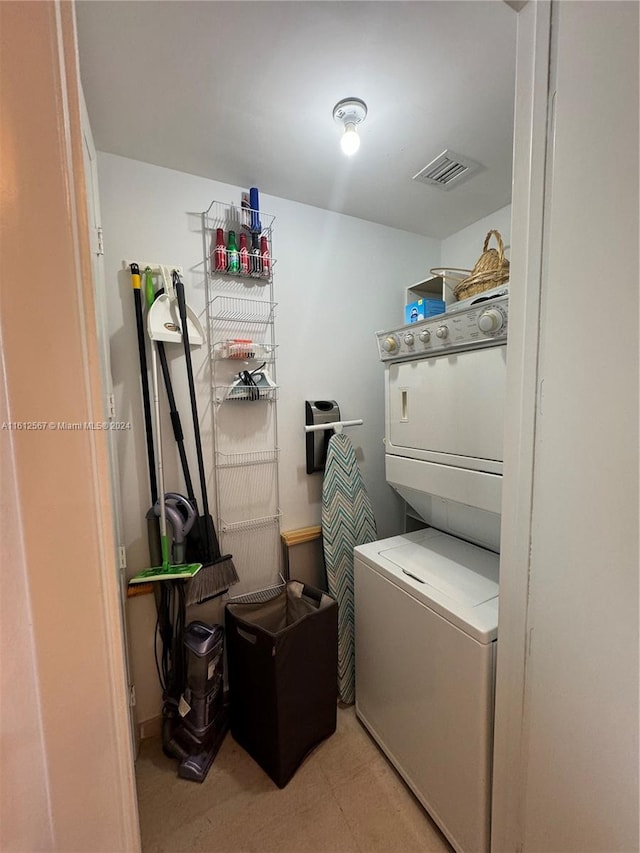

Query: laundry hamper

[225,581,338,788]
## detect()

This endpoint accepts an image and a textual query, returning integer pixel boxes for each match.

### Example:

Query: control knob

[419,329,431,343]
[478,308,504,334]
[382,336,398,353]
[404,333,415,346]
[435,325,449,339]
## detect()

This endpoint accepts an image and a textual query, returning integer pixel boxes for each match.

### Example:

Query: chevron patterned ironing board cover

[321,432,377,704]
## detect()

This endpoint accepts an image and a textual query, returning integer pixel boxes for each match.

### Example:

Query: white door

[80,89,138,760]
[518,3,639,850]
[492,2,639,851]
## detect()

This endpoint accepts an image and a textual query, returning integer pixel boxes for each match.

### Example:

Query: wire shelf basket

[207,260,276,284]
[203,199,275,236]
[212,340,277,362]
[203,198,282,603]
[215,449,280,468]
[208,294,276,323]
[215,383,278,404]
[221,513,281,534]
[227,579,286,605]
[204,199,276,286]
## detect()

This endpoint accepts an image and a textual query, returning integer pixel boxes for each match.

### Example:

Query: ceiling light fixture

[333,97,367,156]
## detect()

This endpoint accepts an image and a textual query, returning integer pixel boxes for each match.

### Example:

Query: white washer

[354,527,498,853]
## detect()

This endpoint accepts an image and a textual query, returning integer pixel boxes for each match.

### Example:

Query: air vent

[412,150,482,190]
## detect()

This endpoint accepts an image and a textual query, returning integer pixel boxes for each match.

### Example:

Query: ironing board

[321,432,377,704]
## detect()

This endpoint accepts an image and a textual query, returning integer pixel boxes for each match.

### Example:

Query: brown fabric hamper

[225,581,338,788]
[454,229,510,301]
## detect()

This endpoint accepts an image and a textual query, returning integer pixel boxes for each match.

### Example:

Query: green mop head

[128,533,202,586]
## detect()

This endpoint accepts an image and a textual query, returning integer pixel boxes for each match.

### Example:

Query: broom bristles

[185,554,239,606]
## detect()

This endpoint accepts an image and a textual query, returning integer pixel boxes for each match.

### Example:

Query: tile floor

[136,706,453,853]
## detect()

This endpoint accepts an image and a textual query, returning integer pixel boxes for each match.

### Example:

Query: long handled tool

[130,264,163,568]
[128,308,202,586]
[143,268,198,502]
[147,265,204,344]
[174,270,239,604]
[129,264,158,503]
[142,269,233,600]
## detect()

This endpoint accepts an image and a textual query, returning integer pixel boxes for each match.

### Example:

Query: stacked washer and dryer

[354,285,508,853]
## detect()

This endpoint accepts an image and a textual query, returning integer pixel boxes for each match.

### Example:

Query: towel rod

[304,418,363,435]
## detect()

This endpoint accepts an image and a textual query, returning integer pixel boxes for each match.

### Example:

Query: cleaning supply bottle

[260,235,270,280]
[213,228,226,272]
[250,234,262,278]
[227,230,240,274]
[241,192,251,231]
[239,232,249,275]
[249,187,261,234]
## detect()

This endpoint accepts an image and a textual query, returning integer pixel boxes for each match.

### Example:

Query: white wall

[98,152,439,723]
[441,203,511,271]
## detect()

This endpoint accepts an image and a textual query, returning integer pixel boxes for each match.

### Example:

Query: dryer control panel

[376,295,508,362]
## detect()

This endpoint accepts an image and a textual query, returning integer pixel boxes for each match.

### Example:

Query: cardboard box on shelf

[405,298,446,324]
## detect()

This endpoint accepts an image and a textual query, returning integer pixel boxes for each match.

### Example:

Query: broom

[174,271,239,604]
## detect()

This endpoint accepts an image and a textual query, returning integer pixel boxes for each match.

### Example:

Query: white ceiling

[76,1,517,239]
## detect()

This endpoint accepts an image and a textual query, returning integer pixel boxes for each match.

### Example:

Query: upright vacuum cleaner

[162,621,227,782]
[128,263,229,782]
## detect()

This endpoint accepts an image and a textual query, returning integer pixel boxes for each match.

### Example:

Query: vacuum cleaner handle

[165,492,197,536]
[156,343,197,501]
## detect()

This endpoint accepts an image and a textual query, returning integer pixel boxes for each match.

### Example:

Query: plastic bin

[225,581,338,788]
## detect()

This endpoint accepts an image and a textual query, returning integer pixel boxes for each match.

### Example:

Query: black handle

[130,264,157,503]
[302,584,323,604]
[156,335,195,500]
[173,272,215,555]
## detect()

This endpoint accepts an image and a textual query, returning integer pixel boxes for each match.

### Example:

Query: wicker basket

[453,230,510,301]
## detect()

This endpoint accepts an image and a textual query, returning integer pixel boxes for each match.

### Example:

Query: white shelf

[208,294,276,323]
[203,198,282,595]
[215,450,279,468]
[214,384,278,404]
[203,199,275,235]
[207,260,276,285]
[212,340,277,362]
[203,199,276,285]
[406,272,467,309]
[220,513,281,534]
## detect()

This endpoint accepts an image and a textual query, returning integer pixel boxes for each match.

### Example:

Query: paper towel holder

[305,401,340,474]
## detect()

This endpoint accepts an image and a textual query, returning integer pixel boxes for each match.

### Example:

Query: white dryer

[355,293,508,853]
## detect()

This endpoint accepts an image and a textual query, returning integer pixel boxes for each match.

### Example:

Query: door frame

[491,2,552,850]
[0,1,141,847]
[79,85,139,761]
